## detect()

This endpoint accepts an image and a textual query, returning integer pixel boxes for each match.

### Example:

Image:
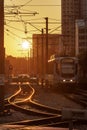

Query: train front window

[61,64,75,78]
[61,69,75,78]
[56,58,76,78]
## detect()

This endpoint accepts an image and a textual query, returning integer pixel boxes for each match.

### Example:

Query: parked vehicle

[17,74,30,82]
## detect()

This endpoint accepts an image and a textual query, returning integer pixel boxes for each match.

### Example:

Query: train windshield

[59,59,75,78]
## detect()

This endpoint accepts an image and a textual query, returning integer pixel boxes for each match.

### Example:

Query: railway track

[7,83,61,116]
[4,82,87,128]
[6,82,76,127]
[64,87,87,108]
[5,82,65,127]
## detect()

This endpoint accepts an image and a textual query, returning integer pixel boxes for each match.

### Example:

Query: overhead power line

[4,5,61,8]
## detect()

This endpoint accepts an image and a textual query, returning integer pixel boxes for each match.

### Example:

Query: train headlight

[70,79,73,82]
[63,79,66,82]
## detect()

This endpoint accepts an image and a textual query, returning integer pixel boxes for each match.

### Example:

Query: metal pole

[0,0,5,115]
[41,29,44,86]
[29,48,31,75]
[32,42,35,76]
[28,50,29,75]
[37,37,39,77]
[45,17,48,74]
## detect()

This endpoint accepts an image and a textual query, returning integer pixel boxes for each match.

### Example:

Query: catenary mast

[0,0,5,115]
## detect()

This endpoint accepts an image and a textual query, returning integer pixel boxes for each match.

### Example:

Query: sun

[22,40,29,50]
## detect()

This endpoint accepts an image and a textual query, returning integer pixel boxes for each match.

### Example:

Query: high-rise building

[76,20,87,56]
[61,0,87,56]
[80,0,87,19]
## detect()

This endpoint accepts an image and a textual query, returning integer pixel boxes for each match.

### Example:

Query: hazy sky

[4,0,61,57]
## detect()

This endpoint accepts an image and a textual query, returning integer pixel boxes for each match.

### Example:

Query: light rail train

[44,55,78,88]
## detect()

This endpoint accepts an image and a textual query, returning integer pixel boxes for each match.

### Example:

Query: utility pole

[0,0,5,115]
[27,50,29,75]
[36,37,39,78]
[45,17,48,74]
[41,29,44,86]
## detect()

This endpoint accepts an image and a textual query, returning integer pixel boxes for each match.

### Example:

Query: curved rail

[6,83,87,127]
[8,83,60,117]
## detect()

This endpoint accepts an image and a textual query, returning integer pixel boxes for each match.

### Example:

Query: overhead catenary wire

[5,31,21,43]
[4,0,61,46]
[5,24,39,34]
[5,28,23,39]
[5,5,61,8]
[49,25,62,34]
[19,0,32,8]
[5,24,25,32]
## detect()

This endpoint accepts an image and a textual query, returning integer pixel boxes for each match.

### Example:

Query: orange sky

[4,0,61,57]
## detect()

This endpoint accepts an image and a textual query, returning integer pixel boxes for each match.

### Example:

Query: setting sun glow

[22,41,29,50]
[4,0,61,57]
